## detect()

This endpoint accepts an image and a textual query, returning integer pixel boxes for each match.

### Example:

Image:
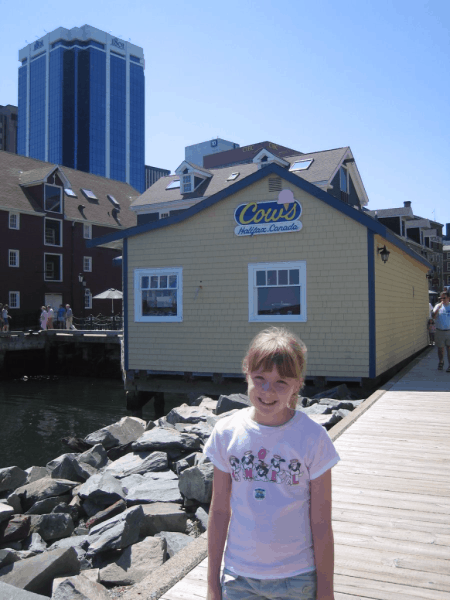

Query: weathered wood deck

[159,348,450,600]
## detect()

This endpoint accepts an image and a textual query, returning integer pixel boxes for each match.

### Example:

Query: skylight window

[166,180,180,190]
[107,194,120,209]
[290,160,313,172]
[81,189,98,200]
[227,172,240,181]
[64,188,77,197]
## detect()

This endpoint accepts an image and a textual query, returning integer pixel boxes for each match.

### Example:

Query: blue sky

[1,0,449,225]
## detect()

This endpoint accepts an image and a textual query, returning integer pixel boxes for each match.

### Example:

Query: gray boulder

[25,495,71,515]
[0,516,31,544]
[25,467,49,485]
[312,384,351,400]
[5,493,22,514]
[215,393,250,415]
[87,505,144,556]
[300,404,332,416]
[165,404,211,425]
[85,499,127,530]
[0,502,15,523]
[198,397,218,412]
[139,502,190,536]
[77,444,109,470]
[333,408,352,419]
[195,506,209,531]
[0,546,80,596]
[0,582,49,599]
[122,473,182,505]
[131,428,202,453]
[28,513,74,542]
[307,413,341,429]
[22,533,47,553]
[14,479,78,512]
[52,573,110,600]
[78,473,125,507]
[84,416,146,450]
[0,468,28,493]
[46,454,84,483]
[104,451,168,479]
[178,463,214,504]
[99,535,166,586]
[174,423,213,442]
[206,409,240,428]
[0,548,22,569]
[155,531,192,558]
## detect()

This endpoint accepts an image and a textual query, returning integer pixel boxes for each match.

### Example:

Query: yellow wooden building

[91,158,430,395]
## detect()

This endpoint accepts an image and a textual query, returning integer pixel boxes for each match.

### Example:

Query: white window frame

[83,256,92,272]
[182,174,192,193]
[9,212,20,230]
[340,167,348,193]
[248,261,307,323]
[44,218,63,246]
[160,212,170,219]
[9,249,19,268]
[83,224,92,239]
[44,184,63,213]
[9,291,20,309]
[134,267,183,323]
[44,253,63,282]
[84,288,92,309]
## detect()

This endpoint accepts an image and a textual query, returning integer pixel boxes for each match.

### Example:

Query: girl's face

[247,365,301,427]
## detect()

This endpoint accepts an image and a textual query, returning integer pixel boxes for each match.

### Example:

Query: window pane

[169,275,177,288]
[256,271,266,286]
[160,275,168,289]
[267,270,277,286]
[141,276,149,289]
[278,270,288,285]
[257,286,300,315]
[142,290,177,317]
[45,185,62,212]
[150,276,158,288]
[289,269,299,285]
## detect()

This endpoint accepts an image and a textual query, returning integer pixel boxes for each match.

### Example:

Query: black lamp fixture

[377,245,390,264]
[78,273,86,286]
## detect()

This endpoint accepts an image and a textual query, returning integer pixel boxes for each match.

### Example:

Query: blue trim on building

[87,163,430,270]
[367,230,376,378]
[123,238,129,372]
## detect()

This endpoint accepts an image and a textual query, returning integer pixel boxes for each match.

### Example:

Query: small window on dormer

[340,167,348,193]
[45,185,62,213]
[65,188,77,197]
[290,160,313,172]
[81,189,98,201]
[166,180,180,190]
[183,174,192,193]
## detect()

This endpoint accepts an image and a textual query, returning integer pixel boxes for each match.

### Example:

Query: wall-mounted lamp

[78,204,86,212]
[78,273,86,286]
[377,245,390,264]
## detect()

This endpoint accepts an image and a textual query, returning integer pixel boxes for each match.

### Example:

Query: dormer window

[182,174,192,193]
[175,161,212,195]
[340,167,348,193]
[253,149,289,169]
[44,185,62,213]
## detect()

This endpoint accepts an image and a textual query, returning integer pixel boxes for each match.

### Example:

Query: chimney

[404,201,411,208]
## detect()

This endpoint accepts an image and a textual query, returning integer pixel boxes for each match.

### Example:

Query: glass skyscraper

[18,25,145,192]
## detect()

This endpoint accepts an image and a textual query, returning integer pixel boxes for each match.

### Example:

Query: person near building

[427,318,436,346]
[432,291,450,371]
[57,304,66,329]
[40,306,48,330]
[65,304,73,329]
[47,305,54,329]
[204,327,340,600]
[2,305,11,332]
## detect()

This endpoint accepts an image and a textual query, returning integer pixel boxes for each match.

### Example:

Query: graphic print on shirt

[238,447,303,487]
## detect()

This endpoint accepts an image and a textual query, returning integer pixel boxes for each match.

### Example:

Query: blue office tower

[18,25,145,192]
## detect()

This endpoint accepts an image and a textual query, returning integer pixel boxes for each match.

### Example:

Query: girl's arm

[207,466,232,600]
[311,469,335,600]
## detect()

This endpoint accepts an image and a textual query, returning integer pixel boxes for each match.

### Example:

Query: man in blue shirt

[432,291,450,370]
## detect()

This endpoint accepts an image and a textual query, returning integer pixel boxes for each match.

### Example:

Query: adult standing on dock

[432,290,450,371]
[47,305,54,329]
[65,304,73,329]
[40,306,48,330]
[57,304,66,329]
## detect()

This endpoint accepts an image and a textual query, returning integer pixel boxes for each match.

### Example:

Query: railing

[71,313,123,331]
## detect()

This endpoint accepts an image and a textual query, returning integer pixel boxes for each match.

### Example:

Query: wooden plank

[335,559,450,592]
[332,473,450,496]
[335,462,450,481]
[332,506,450,534]
[333,486,450,512]
[335,574,450,600]
[332,500,450,526]
[332,519,450,547]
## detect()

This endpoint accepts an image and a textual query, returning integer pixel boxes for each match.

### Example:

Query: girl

[427,318,436,346]
[40,306,48,330]
[204,327,340,600]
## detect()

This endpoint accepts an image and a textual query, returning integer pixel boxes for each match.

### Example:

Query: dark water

[0,377,184,470]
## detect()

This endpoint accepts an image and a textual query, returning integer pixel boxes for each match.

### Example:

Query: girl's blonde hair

[242,327,307,383]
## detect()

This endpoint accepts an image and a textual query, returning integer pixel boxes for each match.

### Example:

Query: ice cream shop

[90,145,431,405]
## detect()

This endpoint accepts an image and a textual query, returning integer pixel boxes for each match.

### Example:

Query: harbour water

[0,376,184,471]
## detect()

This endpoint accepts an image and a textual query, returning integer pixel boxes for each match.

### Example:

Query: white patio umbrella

[93,288,123,314]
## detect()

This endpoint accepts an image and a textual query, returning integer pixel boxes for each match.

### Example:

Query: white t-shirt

[204,407,340,579]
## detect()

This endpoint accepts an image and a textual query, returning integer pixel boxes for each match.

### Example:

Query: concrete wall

[126,175,371,379]
[374,233,429,376]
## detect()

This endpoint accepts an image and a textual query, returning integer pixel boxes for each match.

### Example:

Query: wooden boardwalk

[161,349,450,600]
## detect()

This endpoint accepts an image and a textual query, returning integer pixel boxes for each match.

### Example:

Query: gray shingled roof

[365,207,414,218]
[131,147,350,210]
[0,150,138,229]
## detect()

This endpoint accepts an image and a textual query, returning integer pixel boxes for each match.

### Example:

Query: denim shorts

[221,568,317,600]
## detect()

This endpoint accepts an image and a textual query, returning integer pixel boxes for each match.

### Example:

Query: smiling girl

[204,327,340,600]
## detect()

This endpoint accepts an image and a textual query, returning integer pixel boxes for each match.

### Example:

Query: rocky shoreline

[0,386,363,599]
